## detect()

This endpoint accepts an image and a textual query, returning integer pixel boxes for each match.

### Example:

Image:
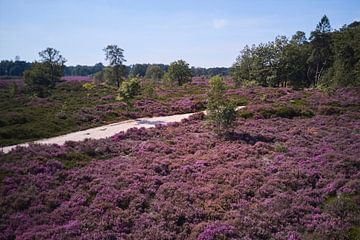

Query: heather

[0,79,208,146]
[1,88,359,239]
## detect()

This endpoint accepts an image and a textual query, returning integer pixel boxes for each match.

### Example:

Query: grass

[0,81,209,147]
[0,83,119,146]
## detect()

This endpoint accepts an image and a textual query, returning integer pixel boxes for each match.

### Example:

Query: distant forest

[0,60,229,78]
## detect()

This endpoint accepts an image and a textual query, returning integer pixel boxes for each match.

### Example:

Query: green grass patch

[238,110,253,119]
[260,105,314,119]
[56,151,93,169]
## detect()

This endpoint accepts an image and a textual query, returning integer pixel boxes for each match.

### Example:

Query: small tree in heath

[117,77,141,103]
[168,60,192,86]
[206,76,237,136]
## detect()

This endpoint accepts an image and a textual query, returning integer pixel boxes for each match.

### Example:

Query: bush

[9,82,18,97]
[117,77,141,103]
[206,76,237,135]
[238,110,253,119]
[260,106,314,119]
[24,62,52,97]
[142,80,156,98]
[83,83,95,90]
[242,80,258,88]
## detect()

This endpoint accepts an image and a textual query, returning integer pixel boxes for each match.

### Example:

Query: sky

[0,0,359,67]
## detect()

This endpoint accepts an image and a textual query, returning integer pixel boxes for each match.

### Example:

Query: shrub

[82,82,95,90]
[238,110,253,119]
[142,80,156,98]
[242,80,258,87]
[9,82,18,97]
[24,62,52,97]
[318,106,342,115]
[206,76,237,135]
[117,77,141,103]
[260,106,314,119]
[274,143,288,153]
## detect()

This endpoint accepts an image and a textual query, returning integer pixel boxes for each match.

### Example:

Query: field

[0,77,208,147]
[1,85,359,239]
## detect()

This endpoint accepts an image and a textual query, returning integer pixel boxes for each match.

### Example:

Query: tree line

[231,16,360,88]
[0,60,228,78]
[20,45,196,97]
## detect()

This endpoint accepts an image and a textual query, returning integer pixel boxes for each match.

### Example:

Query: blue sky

[0,0,359,67]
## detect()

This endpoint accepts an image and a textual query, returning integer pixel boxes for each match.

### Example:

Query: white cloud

[212,19,227,29]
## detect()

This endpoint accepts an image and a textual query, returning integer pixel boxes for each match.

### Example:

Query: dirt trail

[0,106,246,154]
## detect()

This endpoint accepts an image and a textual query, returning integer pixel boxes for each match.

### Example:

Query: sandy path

[0,106,246,154]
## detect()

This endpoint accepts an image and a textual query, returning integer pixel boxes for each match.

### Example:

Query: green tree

[118,77,141,103]
[129,64,148,77]
[206,76,236,136]
[168,60,192,86]
[24,62,52,97]
[104,45,126,87]
[283,31,311,88]
[145,64,164,81]
[307,15,332,86]
[38,48,66,88]
[231,45,256,86]
[323,22,360,87]
[24,48,66,97]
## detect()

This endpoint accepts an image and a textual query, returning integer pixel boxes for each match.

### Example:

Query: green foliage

[83,83,95,90]
[24,48,66,97]
[0,83,119,146]
[322,23,360,87]
[38,48,66,87]
[93,70,104,85]
[323,195,359,220]
[130,64,148,77]
[168,60,192,86]
[9,82,18,97]
[145,64,164,80]
[206,76,237,135]
[103,45,126,87]
[232,17,359,89]
[0,59,32,76]
[117,77,141,102]
[260,106,314,119]
[242,80,258,88]
[161,72,173,87]
[289,98,306,106]
[24,62,52,97]
[142,80,157,98]
[347,227,360,240]
[274,143,288,153]
[238,110,253,119]
[307,15,333,86]
[56,151,92,169]
[64,62,104,76]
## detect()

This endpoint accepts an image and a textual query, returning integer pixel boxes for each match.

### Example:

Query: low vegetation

[0,87,359,239]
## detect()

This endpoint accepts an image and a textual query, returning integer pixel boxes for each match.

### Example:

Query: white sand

[0,106,246,154]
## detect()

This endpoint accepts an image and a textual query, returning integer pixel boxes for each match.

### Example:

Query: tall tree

[24,48,66,97]
[308,15,332,86]
[39,48,66,88]
[103,45,126,87]
[231,45,255,86]
[324,22,360,87]
[283,31,311,88]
